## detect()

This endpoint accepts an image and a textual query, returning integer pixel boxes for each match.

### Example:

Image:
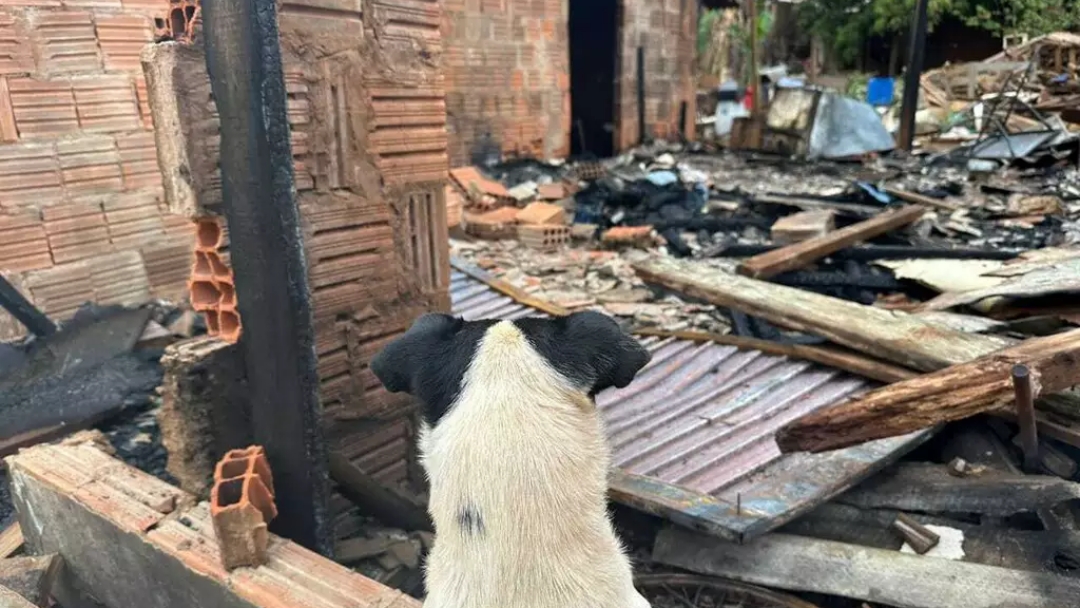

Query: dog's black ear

[561,310,651,393]
[370,313,462,395]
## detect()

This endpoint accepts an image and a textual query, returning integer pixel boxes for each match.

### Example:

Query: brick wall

[145,0,451,490]
[616,0,698,150]
[442,0,569,167]
[0,0,192,340]
[442,0,696,164]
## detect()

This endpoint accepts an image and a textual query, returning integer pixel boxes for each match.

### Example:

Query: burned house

[442,0,698,163]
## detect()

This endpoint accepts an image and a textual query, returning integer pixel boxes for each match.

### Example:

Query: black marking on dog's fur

[369,311,651,426]
[457,504,485,536]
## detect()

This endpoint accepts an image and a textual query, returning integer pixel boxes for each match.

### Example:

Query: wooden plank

[0,524,23,559]
[779,502,1080,575]
[633,328,917,384]
[327,452,433,533]
[836,462,1080,516]
[738,205,928,279]
[653,525,1080,608]
[633,256,1011,372]
[884,187,961,211]
[776,328,1080,452]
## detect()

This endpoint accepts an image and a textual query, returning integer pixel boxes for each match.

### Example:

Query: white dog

[371,311,652,608]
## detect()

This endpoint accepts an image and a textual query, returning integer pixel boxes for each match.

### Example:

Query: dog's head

[370,311,651,425]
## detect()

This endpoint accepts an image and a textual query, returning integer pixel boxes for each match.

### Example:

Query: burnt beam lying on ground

[776,329,1080,453]
[654,525,1080,608]
[633,256,1011,372]
[202,0,330,552]
[5,440,418,608]
[737,205,927,279]
[835,462,1080,517]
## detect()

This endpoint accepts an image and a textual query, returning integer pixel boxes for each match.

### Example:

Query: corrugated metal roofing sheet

[449,264,931,542]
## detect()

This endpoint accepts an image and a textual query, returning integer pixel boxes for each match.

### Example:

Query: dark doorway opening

[569,0,618,158]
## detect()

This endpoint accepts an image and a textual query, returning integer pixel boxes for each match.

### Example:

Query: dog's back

[371,312,653,608]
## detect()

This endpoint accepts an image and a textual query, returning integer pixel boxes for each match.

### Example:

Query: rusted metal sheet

[449,264,932,542]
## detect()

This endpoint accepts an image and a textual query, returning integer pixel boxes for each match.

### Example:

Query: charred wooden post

[200,0,331,554]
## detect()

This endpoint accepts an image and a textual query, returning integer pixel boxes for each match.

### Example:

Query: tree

[799,0,1080,70]
[953,0,1080,37]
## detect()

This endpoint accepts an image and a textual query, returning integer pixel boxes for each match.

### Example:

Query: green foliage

[698,9,721,59]
[952,0,1080,37]
[799,0,1080,70]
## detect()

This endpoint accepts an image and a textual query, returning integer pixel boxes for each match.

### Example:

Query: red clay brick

[141,233,192,300]
[464,205,518,239]
[56,135,124,198]
[0,210,52,273]
[116,131,162,190]
[23,259,95,319]
[194,216,223,251]
[188,278,219,311]
[0,77,16,142]
[30,11,102,73]
[73,76,141,133]
[601,225,655,246]
[0,141,63,206]
[218,308,241,343]
[104,191,165,249]
[133,74,152,128]
[517,223,570,250]
[8,77,78,138]
[96,13,153,72]
[87,249,151,306]
[0,12,33,75]
[211,446,276,569]
[515,201,565,225]
[449,166,509,198]
[42,201,112,264]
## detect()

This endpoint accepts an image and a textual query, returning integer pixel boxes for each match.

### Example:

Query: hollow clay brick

[210,446,277,570]
[218,309,240,344]
[30,11,102,74]
[95,13,153,73]
[195,216,223,251]
[517,224,570,251]
[7,78,78,139]
[188,279,219,311]
[515,201,565,226]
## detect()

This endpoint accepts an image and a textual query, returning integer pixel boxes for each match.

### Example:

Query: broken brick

[515,201,566,226]
[536,183,567,200]
[211,446,277,570]
[0,553,61,607]
[87,250,151,307]
[601,225,655,247]
[464,206,519,240]
[450,166,510,199]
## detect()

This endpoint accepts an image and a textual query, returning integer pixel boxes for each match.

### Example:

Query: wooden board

[654,526,1080,608]
[0,524,23,559]
[836,462,1080,516]
[776,328,1080,452]
[633,256,1011,372]
[738,205,927,279]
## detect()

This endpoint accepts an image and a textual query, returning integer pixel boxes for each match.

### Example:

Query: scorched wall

[0,0,194,341]
[442,0,696,165]
[144,0,451,490]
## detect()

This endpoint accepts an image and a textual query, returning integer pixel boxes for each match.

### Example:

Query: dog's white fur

[418,320,650,608]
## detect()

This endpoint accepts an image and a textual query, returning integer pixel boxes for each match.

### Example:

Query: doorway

[569,0,618,158]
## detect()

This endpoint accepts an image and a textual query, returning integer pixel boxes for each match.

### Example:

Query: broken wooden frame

[633,256,1080,451]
